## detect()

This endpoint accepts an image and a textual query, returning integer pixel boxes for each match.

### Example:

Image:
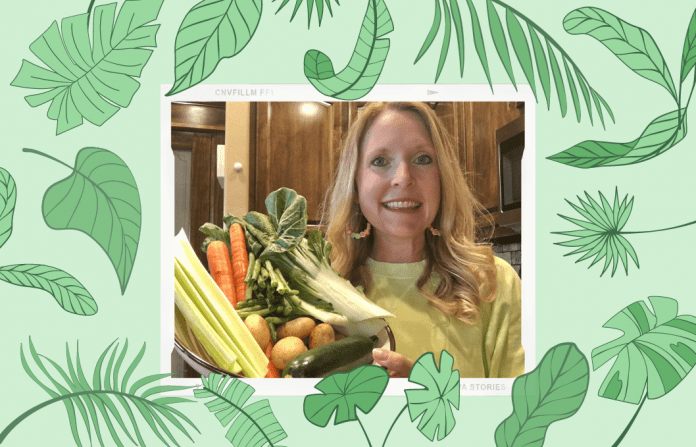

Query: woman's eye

[415,154,433,164]
[371,157,388,167]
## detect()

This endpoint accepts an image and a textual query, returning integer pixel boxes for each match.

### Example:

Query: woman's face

[356,109,441,244]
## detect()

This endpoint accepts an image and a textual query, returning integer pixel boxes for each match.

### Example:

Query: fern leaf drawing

[0,338,198,446]
[195,373,288,446]
[274,0,341,28]
[414,0,613,127]
[10,0,164,135]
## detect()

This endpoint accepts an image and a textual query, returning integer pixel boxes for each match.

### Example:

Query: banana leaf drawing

[553,188,696,277]
[194,373,288,446]
[0,338,198,446]
[24,148,141,295]
[166,0,262,97]
[10,0,164,135]
[273,0,341,28]
[304,0,393,100]
[592,296,696,446]
[0,167,17,250]
[414,0,613,127]
[549,7,696,167]
[495,343,589,447]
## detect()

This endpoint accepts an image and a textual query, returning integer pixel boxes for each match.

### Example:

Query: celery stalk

[174,279,241,373]
[175,230,268,377]
[174,305,217,366]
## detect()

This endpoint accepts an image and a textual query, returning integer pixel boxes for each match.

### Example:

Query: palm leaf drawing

[24,148,141,295]
[10,0,164,135]
[414,0,612,127]
[592,296,696,445]
[553,188,638,277]
[553,188,696,276]
[304,0,393,100]
[0,338,198,446]
[274,0,341,28]
[680,8,696,84]
[194,373,288,446]
[0,168,17,250]
[166,0,262,97]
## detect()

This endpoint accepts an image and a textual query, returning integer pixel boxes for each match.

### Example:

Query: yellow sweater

[365,256,524,378]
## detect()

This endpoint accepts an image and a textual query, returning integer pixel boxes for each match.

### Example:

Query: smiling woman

[322,102,524,379]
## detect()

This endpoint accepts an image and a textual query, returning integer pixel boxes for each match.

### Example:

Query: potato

[309,323,335,349]
[277,317,316,340]
[271,336,307,370]
[244,314,270,350]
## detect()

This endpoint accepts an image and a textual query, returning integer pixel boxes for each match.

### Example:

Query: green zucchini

[282,335,379,378]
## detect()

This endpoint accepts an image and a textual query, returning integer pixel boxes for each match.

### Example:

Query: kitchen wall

[493,241,522,278]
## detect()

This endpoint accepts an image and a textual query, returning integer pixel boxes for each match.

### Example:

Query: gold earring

[347,222,371,239]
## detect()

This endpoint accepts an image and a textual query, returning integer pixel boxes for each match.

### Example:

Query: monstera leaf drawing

[0,264,97,316]
[24,148,141,295]
[10,0,164,135]
[592,296,696,445]
[495,343,589,447]
[166,0,262,96]
[0,167,17,250]
[405,351,460,442]
[195,373,288,446]
[0,339,198,446]
[304,0,393,100]
[304,365,389,428]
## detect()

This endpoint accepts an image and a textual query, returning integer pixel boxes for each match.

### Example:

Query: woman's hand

[372,348,414,378]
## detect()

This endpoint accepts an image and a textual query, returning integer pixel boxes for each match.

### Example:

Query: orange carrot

[264,340,280,378]
[229,224,249,305]
[207,240,236,307]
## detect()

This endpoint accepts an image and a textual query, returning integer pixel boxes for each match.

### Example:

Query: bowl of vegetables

[173,187,396,379]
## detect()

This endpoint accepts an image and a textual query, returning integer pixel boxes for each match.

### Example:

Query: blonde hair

[321,102,498,324]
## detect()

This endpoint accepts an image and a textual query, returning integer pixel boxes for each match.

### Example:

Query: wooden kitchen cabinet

[250,102,341,222]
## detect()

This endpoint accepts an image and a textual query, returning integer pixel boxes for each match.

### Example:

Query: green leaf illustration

[506,9,535,98]
[304,0,393,100]
[405,351,460,441]
[593,296,696,404]
[10,0,163,135]
[466,0,493,90]
[548,108,688,168]
[681,8,696,83]
[304,365,388,427]
[553,188,639,277]
[494,343,589,447]
[487,0,517,88]
[564,7,678,103]
[0,264,97,316]
[274,0,341,28]
[0,339,198,446]
[194,373,288,446]
[166,0,262,97]
[0,168,17,250]
[24,148,141,295]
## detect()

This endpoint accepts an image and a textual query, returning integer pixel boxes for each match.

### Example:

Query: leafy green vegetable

[304,365,389,427]
[0,264,97,316]
[304,0,393,100]
[406,351,460,441]
[264,187,307,256]
[25,147,141,294]
[11,0,163,135]
[194,373,288,446]
[495,343,589,447]
[548,108,688,168]
[167,0,262,96]
[0,168,17,250]
[593,296,696,403]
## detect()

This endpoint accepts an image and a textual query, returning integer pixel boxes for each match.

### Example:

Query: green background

[1,0,695,445]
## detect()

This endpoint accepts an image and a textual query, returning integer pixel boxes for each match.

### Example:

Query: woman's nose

[391,161,413,186]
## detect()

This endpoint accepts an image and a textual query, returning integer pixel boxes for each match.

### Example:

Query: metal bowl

[174,322,396,378]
